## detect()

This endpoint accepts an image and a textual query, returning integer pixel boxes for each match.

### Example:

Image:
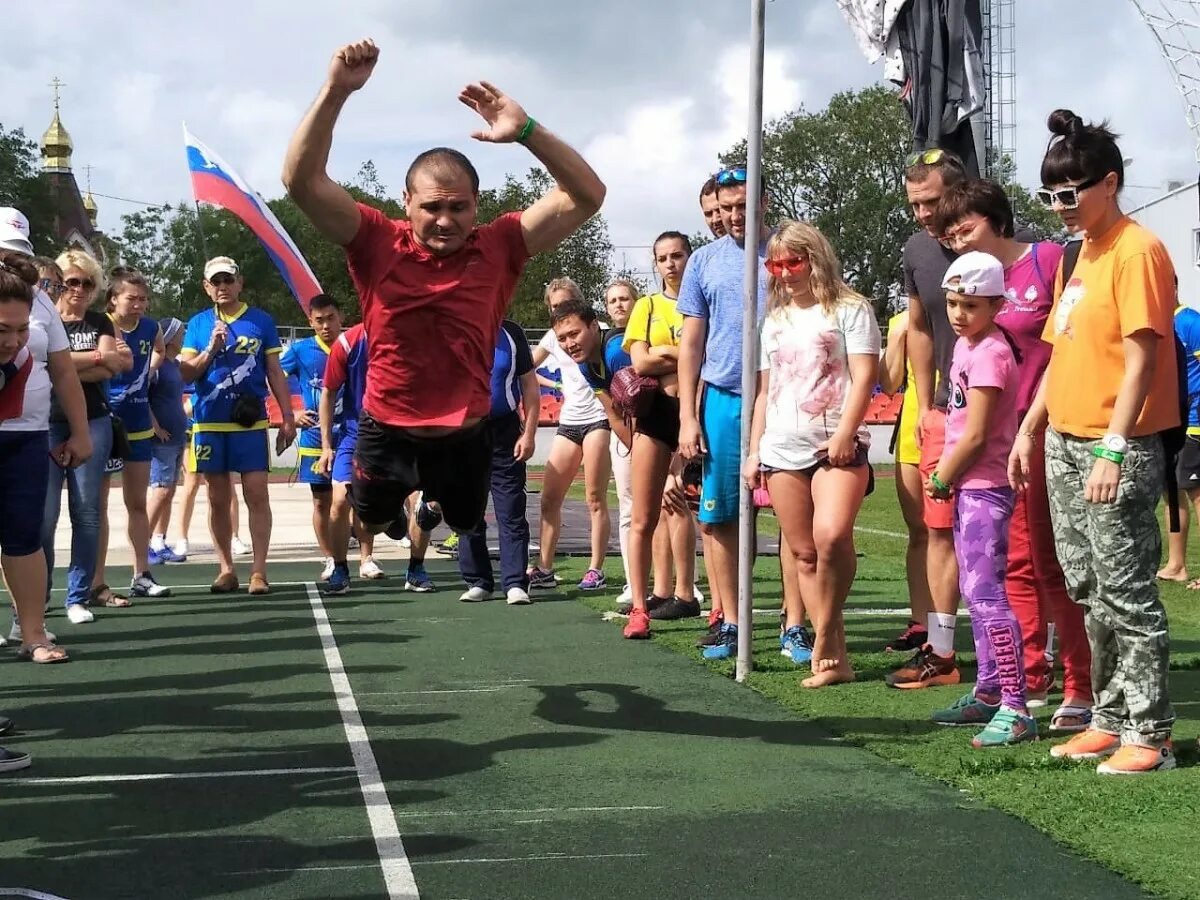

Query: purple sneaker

[158,546,187,564]
[578,568,606,591]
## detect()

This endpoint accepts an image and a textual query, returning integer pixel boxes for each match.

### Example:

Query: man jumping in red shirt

[283,39,605,537]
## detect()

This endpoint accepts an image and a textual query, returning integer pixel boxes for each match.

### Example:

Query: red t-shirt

[344,204,530,427]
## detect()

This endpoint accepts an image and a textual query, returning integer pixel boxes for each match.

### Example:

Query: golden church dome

[42,108,73,171]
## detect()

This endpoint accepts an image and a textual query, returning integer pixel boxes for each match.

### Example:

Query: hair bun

[1047,109,1083,137]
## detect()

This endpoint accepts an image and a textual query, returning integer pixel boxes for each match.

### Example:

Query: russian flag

[183,125,321,313]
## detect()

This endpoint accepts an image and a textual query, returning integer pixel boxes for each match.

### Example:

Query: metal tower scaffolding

[1132,0,1200,162]
[981,0,1017,176]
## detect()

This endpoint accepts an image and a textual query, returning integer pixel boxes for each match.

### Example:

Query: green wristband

[930,472,951,493]
[517,117,537,143]
[1092,446,1125,465]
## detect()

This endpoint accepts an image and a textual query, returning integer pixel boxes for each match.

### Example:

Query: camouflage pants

[1044,428,1174,744]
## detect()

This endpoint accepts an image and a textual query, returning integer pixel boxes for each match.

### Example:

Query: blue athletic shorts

[296,428,330,486]
[699,383,743,526]
[126,435,153,464]
[150,443,184,488]
[333,425,357,484]
[0,430,50,556]
[192,428,269,474]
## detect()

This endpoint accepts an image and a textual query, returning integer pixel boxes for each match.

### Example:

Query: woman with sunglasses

[1010,109,1177,774]
[95,267,169,602]
[621,232,699,639]
[935,179,1094,737]
[44,251,129,625]
[744,221,879,686]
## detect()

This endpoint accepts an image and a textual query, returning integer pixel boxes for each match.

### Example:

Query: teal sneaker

[932,692,1000,727]
[971,706,1038,748]
[780,625,813,664]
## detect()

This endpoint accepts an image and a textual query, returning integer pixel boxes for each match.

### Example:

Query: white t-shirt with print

[757,300,881,471]
[0,289,69,433]
[537,329,605,427]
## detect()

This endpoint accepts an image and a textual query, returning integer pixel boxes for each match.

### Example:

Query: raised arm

[282,40,380,245]
[458,82,605,257]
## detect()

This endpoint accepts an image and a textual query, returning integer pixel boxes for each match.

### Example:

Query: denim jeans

[43,416,114,608]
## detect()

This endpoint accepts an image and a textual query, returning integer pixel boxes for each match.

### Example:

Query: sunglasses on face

[208,274,236,286]
[715,166,748,187]
[1035,175,1104,210]
[905,148,945,167]
[38,278,65,297]
[64,277,95,291]
[764,255,809,276]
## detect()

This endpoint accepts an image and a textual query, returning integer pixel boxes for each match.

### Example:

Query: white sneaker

[232,536,251,556]
[616,584,632,606]
[173,539,190,558]
[9,623,56,643]
[131,573,171,598]
[693,586,705,606]
[399,536,411,549]
[320,557,335,581]
[460,586,493,603]
[348,535,360,550]
[359,558,386,580]
[506,587,532,606]
[67,604,95,624]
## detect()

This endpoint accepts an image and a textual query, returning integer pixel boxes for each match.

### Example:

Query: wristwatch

[1101,434,1129,455]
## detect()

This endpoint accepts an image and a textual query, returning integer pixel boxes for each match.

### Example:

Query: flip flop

[1187,579,1200,591]
[89,584,132,608]
[17,641,70,664]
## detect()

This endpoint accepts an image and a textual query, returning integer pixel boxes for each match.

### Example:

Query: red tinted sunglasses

[764,255,809,276]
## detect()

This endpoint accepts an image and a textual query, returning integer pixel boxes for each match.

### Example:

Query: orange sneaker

[623,608,651,640]
[1049,728,1120,760]
[1097,741,1176,775]
[884,645,959,689]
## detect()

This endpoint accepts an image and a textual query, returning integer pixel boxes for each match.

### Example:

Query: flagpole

[736,0,767,683]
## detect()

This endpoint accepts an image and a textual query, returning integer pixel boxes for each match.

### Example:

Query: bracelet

[930,472,952,493]
[1017,429,1039,438]
[517,117,537,143]
[92,349,103,365]
[1092,446,1125,465]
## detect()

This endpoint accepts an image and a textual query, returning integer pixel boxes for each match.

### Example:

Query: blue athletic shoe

[780,625,814,664]
[157,546,187,564]
[147,546,163,566]
[404,564,436,593]
[701,623,738,660]
[321,564,350,596]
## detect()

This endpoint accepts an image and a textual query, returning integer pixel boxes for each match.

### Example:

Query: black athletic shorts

[634,391,681,450]
[556,418,609,446]
[351,415,492,532]
[1178,435,1200,490]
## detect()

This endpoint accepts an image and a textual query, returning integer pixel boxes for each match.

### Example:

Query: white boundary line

[0,891,73,899]
[305,583,419,900]
[18,766,355,786]
[391,804,665,820]
[49,580,313,593]
[854,525,908,539]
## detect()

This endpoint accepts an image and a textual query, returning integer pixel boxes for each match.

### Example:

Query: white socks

[927,612,957,657]
[150,534,167,552]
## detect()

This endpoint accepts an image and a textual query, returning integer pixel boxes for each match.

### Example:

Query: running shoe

[623,607,651,639]
[617,594,669,616]
[1050,728,1121,760]
[578,568,607,591]
[528,566,557,590]
[885,621,928,653]
[460,586,492,603]
[701,623,738,660]
[506,587,532,606]
[66,604,94,624]
[615,584,633,607]
[147,546,164,567]
[232,536,252,556]
[158,546,187,564]
[884,645,960,689]
[172,539,190,560]
[697,619,723,648]
[439,532,460,557]
[648,595,702,621]
[0,746,31,773]
[0,716,11,737]
[971,706,1038,748]
[130,573,170,598]
[348,535,360,551]
[399,536,411,549]
[404,564,436,593]
[359,558,386,580]
[320,557,335,582]
[1097,741,1176,775]
[932,692,1001,727]
[321,564,350,596]
[780,625,814,664]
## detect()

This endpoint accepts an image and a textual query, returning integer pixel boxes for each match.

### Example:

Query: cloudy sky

[5,0,1195,279]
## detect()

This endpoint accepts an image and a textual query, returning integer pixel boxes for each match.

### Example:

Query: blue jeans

[43,416,113,608]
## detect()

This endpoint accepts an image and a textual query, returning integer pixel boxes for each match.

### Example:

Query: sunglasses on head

[38,277,65,297]
[208,273,236,286]
[764,254,809,276]
[64,276,95,291]
[1035,175,1104,210]
[905,148,945,167]
[714,166,748,187]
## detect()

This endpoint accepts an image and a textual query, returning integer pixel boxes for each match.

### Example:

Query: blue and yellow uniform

[181,303,282,474]
[280,334,333,486]
[108,315,160,463]
[580,328,632,393]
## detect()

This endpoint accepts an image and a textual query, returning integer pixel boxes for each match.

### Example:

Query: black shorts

[634,391,681,450]
[1178,435,1200,490]
[556,418,609,446]
[351,415,492,532]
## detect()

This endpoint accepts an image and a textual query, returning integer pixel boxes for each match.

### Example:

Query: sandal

[89,584,132,608]
[17,641,69,664]
[1049,704,1093,735]
[1187,578,1200,591]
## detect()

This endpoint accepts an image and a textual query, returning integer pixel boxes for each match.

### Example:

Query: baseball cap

[203,256,240,280]
[942,251,1006,297]
[0,207,33,256]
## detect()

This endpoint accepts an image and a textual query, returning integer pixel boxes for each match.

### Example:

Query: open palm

[458,81,528,143]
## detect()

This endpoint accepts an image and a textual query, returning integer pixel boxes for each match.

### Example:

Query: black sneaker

[696,619,723,647]
[617,595,670,616]
[0,746,30,772]
[384,507,410,542]
[649,596,702,621]
[0,715,11,737]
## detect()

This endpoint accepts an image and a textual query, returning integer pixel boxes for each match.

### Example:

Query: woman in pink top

[937,180,1093,735]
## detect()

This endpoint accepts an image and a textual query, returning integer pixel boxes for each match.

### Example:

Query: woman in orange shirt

[1010,109,1177,774]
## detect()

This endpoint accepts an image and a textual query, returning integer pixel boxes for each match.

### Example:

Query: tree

[0,124,57,256]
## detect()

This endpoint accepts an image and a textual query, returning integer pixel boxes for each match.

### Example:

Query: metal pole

[736,0,767,683]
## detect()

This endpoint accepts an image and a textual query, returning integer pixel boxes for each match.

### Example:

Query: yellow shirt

[1043,217,1179,438]
[623,292,684,351]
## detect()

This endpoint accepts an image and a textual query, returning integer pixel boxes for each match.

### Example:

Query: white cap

[203,256,239,280]
[0,207,33,256]
[942,251,1006,297]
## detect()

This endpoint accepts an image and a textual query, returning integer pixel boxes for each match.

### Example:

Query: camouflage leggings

[1044,428,1174,744]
